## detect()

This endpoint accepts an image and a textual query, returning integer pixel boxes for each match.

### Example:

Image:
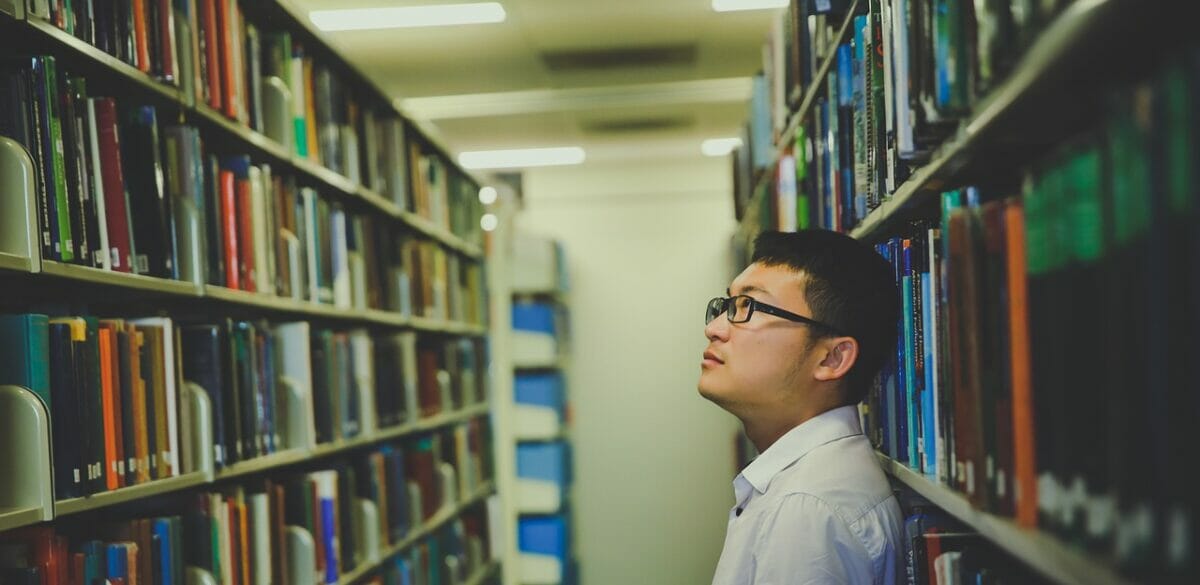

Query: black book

[82,317,106,494]
[49,321,81,500]
[310,330,334,444]
[180,324,228,468]
[139,324,159,480]
[223,318,245,463]
[233,321,261,460]
[120,104,173,277]
[58,73,91,265]
[116,325,140,485]
[203,153,225,286]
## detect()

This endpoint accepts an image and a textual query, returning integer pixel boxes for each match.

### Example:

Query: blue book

[875,244,896,457]
[106,543,129,584]
[890,238,908,463]
[154,518,175,585]
[80,540,106,585]
[901,241,920,469]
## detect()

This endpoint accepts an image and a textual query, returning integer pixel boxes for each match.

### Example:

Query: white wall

[516,156,742,585]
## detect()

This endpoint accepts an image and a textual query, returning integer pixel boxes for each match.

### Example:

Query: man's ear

[814,337,859,382]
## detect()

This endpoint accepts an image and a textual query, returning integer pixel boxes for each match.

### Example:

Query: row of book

[0,431,493,585]
[0,56,486,324]
[864,55,1200,580]
[1,312,489,496]
[901,506,1047,584]
[742,0,1082,230]
[21,0,485,241]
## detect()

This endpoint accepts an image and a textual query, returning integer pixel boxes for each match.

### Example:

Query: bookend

[0,385,55,531]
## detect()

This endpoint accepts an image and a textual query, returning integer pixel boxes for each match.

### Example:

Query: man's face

[698,263,821,415]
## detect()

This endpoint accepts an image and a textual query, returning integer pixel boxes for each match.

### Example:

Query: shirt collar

[738,405,863,495]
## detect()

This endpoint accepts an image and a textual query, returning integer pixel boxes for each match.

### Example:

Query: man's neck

[742,403,841,453]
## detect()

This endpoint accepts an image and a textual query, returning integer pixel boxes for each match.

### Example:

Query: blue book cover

[901,241,920,469]
[889,238,908,463]
[875,243,895,456]
[106,543,128,583]
[321,492,339,582]
[154,518,174,585]
[852,15,869,221]
[80,540,106,585]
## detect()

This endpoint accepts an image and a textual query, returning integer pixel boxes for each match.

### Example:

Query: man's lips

[703,350,724,364]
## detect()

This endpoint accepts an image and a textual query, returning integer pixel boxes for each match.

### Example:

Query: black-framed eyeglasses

[705,295,843,334]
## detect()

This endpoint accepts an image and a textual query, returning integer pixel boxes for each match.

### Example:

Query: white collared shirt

[712,405,903,585]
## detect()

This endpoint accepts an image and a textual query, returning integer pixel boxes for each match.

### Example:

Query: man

[700,229,903,585]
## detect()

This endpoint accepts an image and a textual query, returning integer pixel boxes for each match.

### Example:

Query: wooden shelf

[335,481,497,585]
[55,470,211,517]
[465,561,501,585]
[878,454,1136,585]
[40,261,201,296]
[19,16,182,105]
[399,210,485,260]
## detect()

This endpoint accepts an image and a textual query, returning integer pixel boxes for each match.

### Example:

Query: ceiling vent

[580,115,695,134]
[541,44,698,72]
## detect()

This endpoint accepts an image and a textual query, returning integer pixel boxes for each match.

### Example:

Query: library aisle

[0,0,1191,584]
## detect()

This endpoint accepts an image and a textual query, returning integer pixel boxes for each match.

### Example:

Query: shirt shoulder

[769,433,896,525]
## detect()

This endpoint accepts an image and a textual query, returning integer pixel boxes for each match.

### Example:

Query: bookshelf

[0,0,499,582]
[731,0,1182,584]
[334,481,497,585]
[506,234,576,585]
[878,455,1136,585]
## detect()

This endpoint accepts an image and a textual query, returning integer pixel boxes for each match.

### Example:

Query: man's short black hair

[751,229,899,404]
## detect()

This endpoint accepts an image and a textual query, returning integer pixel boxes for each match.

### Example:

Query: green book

[43,56,73,262]
[0,313,51,410]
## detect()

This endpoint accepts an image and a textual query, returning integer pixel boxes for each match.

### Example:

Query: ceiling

[289,0,780,166]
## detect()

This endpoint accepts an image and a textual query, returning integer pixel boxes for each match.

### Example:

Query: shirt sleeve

[751,493,870,585]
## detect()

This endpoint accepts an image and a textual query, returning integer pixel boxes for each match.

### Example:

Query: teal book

[0,313,51,410]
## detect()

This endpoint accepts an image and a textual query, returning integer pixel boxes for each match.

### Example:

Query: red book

[202,0,222,109]
[235,175,256,292]
[216,0,237,119]
[93,98,133,273]
[219,170,240,289]
[416,346,442,417]
[157,0,178,83]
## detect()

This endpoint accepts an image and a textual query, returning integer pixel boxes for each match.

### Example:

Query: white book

[397,332,419,422]
[259,164,277,295]
[301,188,319,302]
[274,321,316,450]
[284,231,303,301]
[331,207,351,309]
[777,153,798,232]
[349,251,367,310]
[248,492,273,585]
[85,99,112,271]
[349,330,376,435]
[892,0,915,156]
[248,165,268,293]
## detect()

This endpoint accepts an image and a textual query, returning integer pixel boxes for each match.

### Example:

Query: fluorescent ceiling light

[458,147,586,170]
[711,0,788,12]
[702,137,743,157]
[310,3,506,32]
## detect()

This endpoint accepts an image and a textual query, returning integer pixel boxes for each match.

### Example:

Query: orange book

[239,496,251,585]
[1005,200,1037,527]
[236,174,257,292]
[99,328,119,491]
[125,541,139,585]
[128,325,151,484]
[304,58,319,163]
[132,0,151,73]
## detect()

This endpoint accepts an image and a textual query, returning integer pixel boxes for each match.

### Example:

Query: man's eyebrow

[729,284,769,297]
